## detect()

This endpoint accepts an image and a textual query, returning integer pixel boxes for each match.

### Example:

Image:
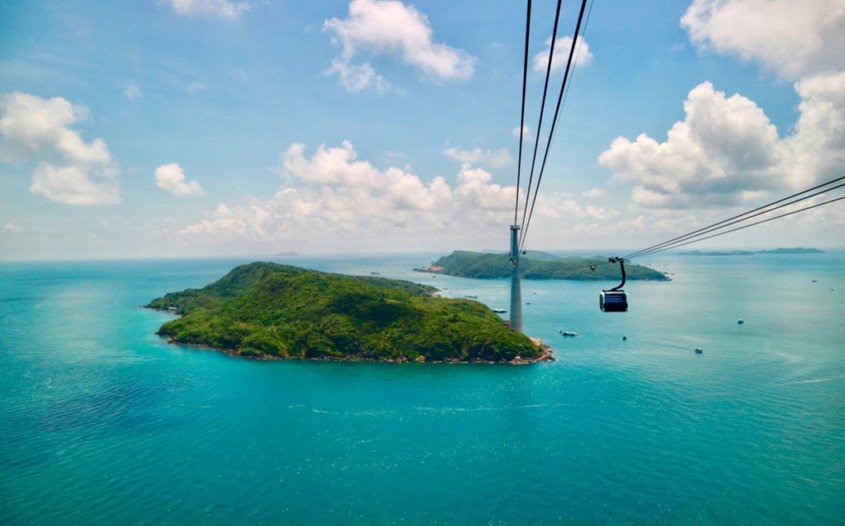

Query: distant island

[414,250,668,281]
[147,262,550,364]
[680,248,823,256]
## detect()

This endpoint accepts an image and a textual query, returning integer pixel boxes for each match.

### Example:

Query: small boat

[370,272,380,276]
[622,335,627,341]
[464,295,478,299]
[492,309,507,314]
[559,330,578,337]
[694,348,703,354]
[737,319,744,325]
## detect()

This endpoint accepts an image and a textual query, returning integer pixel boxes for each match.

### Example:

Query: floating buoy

[622,335,628,341]
[737,319,744,325]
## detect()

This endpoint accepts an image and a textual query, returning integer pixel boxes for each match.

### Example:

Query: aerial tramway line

[508,0,844,327]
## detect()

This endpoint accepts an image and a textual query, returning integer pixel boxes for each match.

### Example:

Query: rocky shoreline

[151,306,553,365]
[155,334,554,365]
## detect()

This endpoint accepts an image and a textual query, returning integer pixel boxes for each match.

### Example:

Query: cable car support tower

[508,0,588,333]
[509,224,523,333]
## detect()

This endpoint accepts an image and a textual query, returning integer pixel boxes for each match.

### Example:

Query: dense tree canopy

[148,262,544,363]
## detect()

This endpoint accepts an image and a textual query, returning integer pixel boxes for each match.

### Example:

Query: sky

[1,0,844,261]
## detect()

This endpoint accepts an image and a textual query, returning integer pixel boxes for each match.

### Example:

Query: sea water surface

[1,252,843,524]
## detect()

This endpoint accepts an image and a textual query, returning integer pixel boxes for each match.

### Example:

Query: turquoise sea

[1,252,843,524]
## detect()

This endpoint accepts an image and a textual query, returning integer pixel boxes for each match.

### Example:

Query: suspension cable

[518,0,564,235]
[634,194,845,257]
[556,181,845,274]
[514,0,532,226]
[520,0,591,251]
[625,175,845,259]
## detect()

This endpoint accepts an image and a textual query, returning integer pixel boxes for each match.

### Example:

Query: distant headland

[414,250,668,281]
[680,248,823,256]
[147,262,551,364]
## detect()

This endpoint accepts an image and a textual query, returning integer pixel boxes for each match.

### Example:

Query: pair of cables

[511,1,843,262]
[513,0,593,252]
[623,176,845,260]
[553,175,845,275]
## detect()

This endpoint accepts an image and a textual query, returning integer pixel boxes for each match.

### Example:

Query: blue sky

[1,0,843,260]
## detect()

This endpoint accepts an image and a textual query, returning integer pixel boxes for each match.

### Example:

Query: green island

[146,262,550,364]
[414,250,668,281]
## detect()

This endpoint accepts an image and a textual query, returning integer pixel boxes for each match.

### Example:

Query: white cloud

[181,141,600,243]
[0,92,119,205]
[282,141,380,188]
[533,36,593,73]
[2,223,21,233]
[582,188,603,199]
[598,75,845,209]
[443,147,512,169]
[599,82,783,208]
[325,57,391,94]
[186,81,207,94]
[681,0,845,79]
[594,0,844,214]
[182,201,272,237]
[512,125,533,143]
[124,82,142,100]
[784,72,845,188]
[324,0,475,92]
[185,142,452,236]
[155,163,205,197]
[455,164,514,212]
[0,93,109,165]
[168,0,250,19]
[29,164,120,206]
[283,141,453,216]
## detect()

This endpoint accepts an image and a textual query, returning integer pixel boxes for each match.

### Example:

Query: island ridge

[147,262,551,364]
[414,250,668,280]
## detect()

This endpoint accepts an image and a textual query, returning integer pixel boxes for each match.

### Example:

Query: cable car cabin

[600,290,628,312]
[599,257,628,312]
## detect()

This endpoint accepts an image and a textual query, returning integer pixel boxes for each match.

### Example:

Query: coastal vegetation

[147,262,548,363]
[415,251,668,281]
